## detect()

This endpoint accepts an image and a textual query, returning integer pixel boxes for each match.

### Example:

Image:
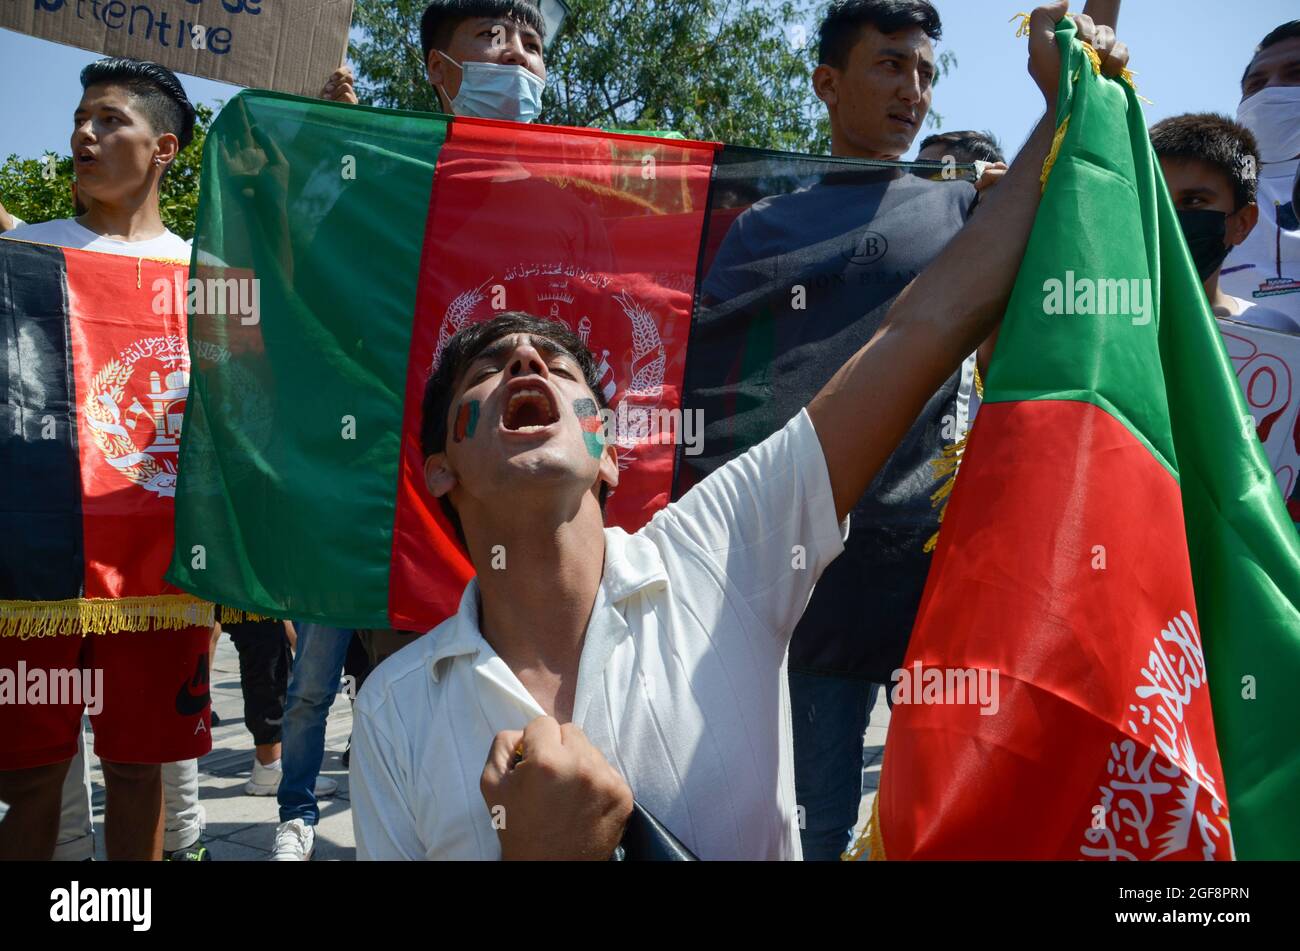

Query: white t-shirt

[4,217,190,260]
[1221,158,1300,331]
[350,408,848,861]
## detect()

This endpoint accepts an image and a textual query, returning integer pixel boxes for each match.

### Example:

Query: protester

[1221,21,1300,328]
[1152,113,1294,330]
[213,620,297,798]
[0,57,210,861]
[916,129,1006,165]
[916,129,1008,191]
[347,2,1130,860]
[51,729,94,861]
[269,620,342,862]
[272,0,555,862]
[320,0,547,119]
[161,761,208,861]
[690,0,975,860]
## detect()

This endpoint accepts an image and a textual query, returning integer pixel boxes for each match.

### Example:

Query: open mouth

[501,382,560,433]
[75,148,97,168]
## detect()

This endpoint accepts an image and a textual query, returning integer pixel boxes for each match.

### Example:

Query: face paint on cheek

[453,400,480,443]
[573,398,604,460]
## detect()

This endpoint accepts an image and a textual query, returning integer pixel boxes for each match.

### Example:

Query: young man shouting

[347,3,1129,861]
[272,1,575,861]
[0,58,210,862]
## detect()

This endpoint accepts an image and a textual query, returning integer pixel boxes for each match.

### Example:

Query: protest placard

[1219,317,1300,508]
[0,0,353,96]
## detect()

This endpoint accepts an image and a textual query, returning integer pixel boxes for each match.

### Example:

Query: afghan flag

[168,91,979,634]
[865,19,1300,861]
[0,239,211,635]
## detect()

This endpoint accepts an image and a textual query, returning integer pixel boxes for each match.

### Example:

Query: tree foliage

[351,0,956,154]
[2,2,960,232]
[0,104,214,240]
[352,0,832,152]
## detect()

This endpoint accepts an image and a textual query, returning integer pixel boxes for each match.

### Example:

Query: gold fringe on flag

[923,424,973,554]
[0,597,276,638]
[1079,42,1149,102]
[1013,13,1150,195]
[1040,114,1071,194]
[219,605,273,624]
[842,795,887,861]
[0,595,215,639]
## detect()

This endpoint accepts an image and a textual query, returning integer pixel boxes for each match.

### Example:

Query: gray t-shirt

[681,165,975,680]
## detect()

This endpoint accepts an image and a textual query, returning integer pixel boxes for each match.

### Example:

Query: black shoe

[210,710,221,728]
[341,735,351,770]
[164,841,212,861]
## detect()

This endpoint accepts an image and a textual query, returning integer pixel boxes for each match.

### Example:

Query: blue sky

[2,1,1295,162]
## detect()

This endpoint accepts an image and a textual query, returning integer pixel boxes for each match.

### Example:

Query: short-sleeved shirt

[4,218,191,260]
[350,408,845,860]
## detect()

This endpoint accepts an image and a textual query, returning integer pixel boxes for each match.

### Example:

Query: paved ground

[85,632,889,860]
[86,632,356,860]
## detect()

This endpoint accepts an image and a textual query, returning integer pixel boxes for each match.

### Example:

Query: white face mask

[435,51,546,124]
[1236,85,1300,164]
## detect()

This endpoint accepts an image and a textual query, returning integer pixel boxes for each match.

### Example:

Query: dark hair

[1242,20,1300,88]
[1149,113,1260,210]
[817,0,941,69]
[420,0,547,63]
[917,129,1004,164]
[80,57,196,154]
[420,312,611,538]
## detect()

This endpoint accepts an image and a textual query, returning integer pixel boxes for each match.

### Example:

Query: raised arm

[1082,0,1120,29]
[810,1,1128,521]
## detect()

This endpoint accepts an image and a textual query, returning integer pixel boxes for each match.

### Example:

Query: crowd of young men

[1,0,1297,860]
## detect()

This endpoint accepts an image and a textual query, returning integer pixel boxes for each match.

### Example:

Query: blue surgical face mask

[435,51,546,123]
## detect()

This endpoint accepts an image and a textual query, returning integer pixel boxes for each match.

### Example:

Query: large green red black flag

[1,239,207,635]
[168,91,978,635]
[866,20,1300,861]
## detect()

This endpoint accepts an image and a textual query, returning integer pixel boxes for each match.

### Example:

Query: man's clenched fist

[1027,1,1130,107]
[320,66,359,105]
[481,717,633,861]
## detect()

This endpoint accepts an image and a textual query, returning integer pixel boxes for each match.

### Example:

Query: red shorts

[0,625,212,770]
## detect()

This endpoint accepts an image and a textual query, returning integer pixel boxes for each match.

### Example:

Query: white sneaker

[245,760,339,798]
[270,819,315,861]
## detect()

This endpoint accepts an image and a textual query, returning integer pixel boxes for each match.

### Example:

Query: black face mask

[1175,208,1231,281]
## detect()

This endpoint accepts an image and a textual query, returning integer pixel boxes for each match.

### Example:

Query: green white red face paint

[573,398,605,459]
[453,399,480,442]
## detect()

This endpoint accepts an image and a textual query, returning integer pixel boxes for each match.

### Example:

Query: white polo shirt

[350,408,847,860]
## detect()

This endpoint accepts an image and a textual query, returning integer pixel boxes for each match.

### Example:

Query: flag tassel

[0,595,216,638]
[842,795,887,861]
[0,597,273,637]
